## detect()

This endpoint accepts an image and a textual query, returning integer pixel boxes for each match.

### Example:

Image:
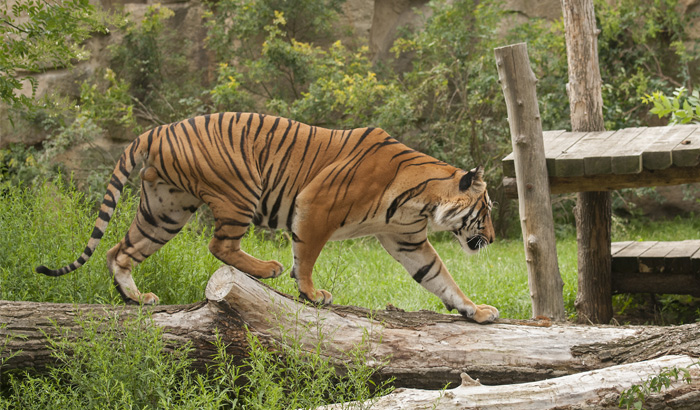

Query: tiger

[36,112,498,323]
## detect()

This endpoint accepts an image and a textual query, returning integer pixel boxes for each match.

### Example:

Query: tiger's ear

[459,166,484,191]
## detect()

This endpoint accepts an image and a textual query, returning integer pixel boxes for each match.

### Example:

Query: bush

[595,0,699,129]
[643,86,700,124]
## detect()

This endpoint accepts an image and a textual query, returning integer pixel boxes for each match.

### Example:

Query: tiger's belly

[328,215,428,241]
[328,222,387,241]
[252,194,294,232]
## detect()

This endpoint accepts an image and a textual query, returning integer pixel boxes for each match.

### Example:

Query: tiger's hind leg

[207,200,284,279]
[108,167,202,304]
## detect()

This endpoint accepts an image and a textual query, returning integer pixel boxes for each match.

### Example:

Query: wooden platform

[502,125,700,194]
[611,241,700,296]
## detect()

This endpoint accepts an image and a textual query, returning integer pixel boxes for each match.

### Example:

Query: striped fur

[36,113,498,323]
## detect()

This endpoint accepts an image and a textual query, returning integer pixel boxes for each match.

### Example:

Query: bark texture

[3,266,700,391]
[574,191,613,323]
[562,0,612,324]
[494,43,565,321]
[321,356,700,410]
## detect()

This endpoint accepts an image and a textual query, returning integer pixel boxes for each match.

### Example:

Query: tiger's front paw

[140,292,160,305]
[300,289,333,305]
[471,304,499,324]
[250,260,284,279]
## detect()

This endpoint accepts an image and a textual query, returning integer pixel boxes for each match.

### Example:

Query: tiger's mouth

[466,234,489,251]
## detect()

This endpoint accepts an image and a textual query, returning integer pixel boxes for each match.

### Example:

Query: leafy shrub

[79,68,140,138]
[643,87,700,124]
[390,1,511,173]
[204,0,344,106]
[109,4,209,127]
[595,0,699,129]
[619,363,695,410]
[0,144,45,190]
[204,2,407,129]
[0,0,108,110]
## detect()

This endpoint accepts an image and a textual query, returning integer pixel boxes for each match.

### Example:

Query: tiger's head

[433,166,494,254]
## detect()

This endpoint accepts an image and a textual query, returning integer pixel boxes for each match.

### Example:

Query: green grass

[1,179,570,319]
[3,180,700,408]
[3,180,700,322]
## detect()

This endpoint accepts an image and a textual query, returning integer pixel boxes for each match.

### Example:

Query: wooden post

[561,0,612,324]
[494,43,565,321]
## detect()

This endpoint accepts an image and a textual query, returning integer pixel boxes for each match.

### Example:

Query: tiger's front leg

[376,232,499,323]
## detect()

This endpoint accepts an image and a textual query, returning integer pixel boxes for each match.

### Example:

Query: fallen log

[321,355,700,410]
[2,266,700,389]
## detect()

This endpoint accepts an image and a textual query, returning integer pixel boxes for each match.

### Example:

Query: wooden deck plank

[641,125,697,170]
[554,131,615,177]
[639,241,685,273]
[691,247,700,275]
[578,129,623,177]
[579,128,650,176]
[665,240,700,258]
[671,127,700,167]
[501,130,566,178]
[612,240,700,296]
[611,241,633,256]
[607,127,649,174]
[611,241,657,273]
[543,130,585,176]
[612,272,700,296]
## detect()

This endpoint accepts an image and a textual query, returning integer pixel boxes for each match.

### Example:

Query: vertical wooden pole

[561,0,613,323]
[495,43,565,321]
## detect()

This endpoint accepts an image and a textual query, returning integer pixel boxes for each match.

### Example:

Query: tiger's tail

[36,131,152,277]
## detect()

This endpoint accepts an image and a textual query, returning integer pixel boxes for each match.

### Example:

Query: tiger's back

[37,113,498,323]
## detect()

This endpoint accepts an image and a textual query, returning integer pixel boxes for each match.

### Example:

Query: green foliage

[204,0,343,105]
[618,363,695,410]
[109,3,208,128]
[79,68,140,136]
[0,299,391,408]
[390,1,509,172]
[204,2,407,129]
[643,87,700,124]
[595,0,700,129]
[204,0,344,59]
[0,144,42,190]
[509,18,570,132]
[2,311,212,410]
[269,40,412,129]
[209,0,384,127]
[0,0,108,110]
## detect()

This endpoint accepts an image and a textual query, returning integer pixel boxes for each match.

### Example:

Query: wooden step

[611,241,700,296]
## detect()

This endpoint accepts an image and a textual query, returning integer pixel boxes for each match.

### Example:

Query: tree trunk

[574,191,613,322]
[561,0,612,323]
[494,43,565,321]
[3,266,700,391]
[321,355,700,410]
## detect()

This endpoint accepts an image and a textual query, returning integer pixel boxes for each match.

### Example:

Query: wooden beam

[494,43,565,321]
[610,240,700,296]
[502,163,700,197]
